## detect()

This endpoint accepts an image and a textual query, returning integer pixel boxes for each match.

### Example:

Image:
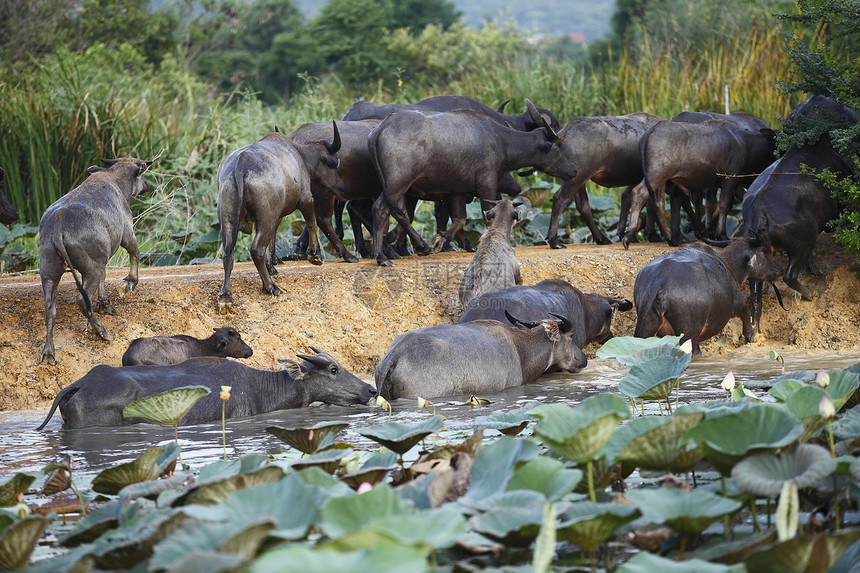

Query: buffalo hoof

[342,253,359,263]
[308,253,323,266]
[383,245,402,260]
[358,249,372,259]
[96,301,117,316]
[429,234,448,254]
[668,236,683,247]
[39,348,57,366]
[217,300,233,315]
[120,279,137,298]
[645,232,663,243]
[264,284,284,296]
[376,254,394,267]
[621,235,631,250]
[594,234,613,246]
[463,242,477,253]
[267,264,279,276]
[93,326,112,342]
[547,236,566,249]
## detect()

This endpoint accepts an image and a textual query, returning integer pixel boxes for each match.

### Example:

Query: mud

[0,235,857,411]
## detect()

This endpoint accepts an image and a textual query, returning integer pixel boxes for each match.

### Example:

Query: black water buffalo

[459,200,522,307]
[122,326,254,366]
[622,119,777,247]
[376,315,588,399]
[743,96,858,304]
[36,348,377,429]
[633,238,782,355]
[368,101,577,266]
[290,119,381,262]
[216,125,343,313]
[39,158,153,365]
[0,167,20,224]
[343,94,561,131]
[460,278,633,348]
[546,112,663,247]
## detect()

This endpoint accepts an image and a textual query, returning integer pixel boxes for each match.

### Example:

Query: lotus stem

[767,497,772,529]
[630,398,637,418]
[750,499,760,532]
[675,378,681,410]
[174,424,184,467]
[640,400,645,417]
[665,396,673,415]
[826,419,840,531]
[222,402,227,460]
[587,460,596,502]
[658,400,664,416]
[722,477,730,539]
[70,480,87,517]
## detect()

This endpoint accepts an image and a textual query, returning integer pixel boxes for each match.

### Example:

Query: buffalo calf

[633,239,782,354]
[122,326,254,366]
[459,200,522,307]
[39,158,153,364]
[36,348,376,429]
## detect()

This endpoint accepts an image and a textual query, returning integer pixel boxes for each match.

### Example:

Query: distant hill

[293,0,614,42]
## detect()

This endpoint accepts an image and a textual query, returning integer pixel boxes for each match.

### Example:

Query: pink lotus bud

[816,369,830,389]
[357,482,373,494]
[819,395,836,420]
[721,371,736,392]
[679,340,693,354]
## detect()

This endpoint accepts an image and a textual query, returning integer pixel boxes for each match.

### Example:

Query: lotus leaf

[603,408,704,471]
[327,508,467,551]
[157,550,245,573]
[851,457,860,483]
[20,544,96,573]
[176,466,284,506]
[682,403,803,474]
[149,518,274,570]
[467,491,548,546]
[118,471,191,506]
[357,415,444,454]
[266,421,349,454]
[91,446,164,495]
[618,550,746,573]
[461,437,540,503]
[768,379,805,402]
[290,447,353,474]
[731,444,836,497]
[626,488,742,535]
[843,363,860,409]
[474,408,535,436]
[826,371,860,411]
[247,539,428,573]
[744,530,860,573]
[91,508,187,569]
[0,515,51,571]
[530,393,630,463]
[181,472,320,541]
[572,458,621,495]
[320,484,407,539]
[829,536,860,573]
[556,501,640,550]
[157,441,181,474]
[340,465,398,490]
[786,385,830,442]
[689,530,775,564]
[596,335,683,363]
[0,474,35,507]
[59,500,131,547]
[196,454,270,483]
[122,385,211,425]
[508,457,583,501]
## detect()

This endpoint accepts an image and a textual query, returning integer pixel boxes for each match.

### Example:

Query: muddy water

[1,348,857,477]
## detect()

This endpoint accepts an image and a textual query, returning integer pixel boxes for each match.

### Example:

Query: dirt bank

[1,235,857,411]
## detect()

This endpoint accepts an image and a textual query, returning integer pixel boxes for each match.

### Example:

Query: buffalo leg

[79,270,111,341]
[119,233,140,298]
[347,200,374,259]
[784,249,815,300]
[39,258,63,364]
[298,197,323,266]
[372,194,430,266]
[431,194,468,253]
[95,281,116,315]
[250,221,283,296]
[714,181,741,241]
[547,175,585,248]
[616,185,635,239]
[574,185,612,245]
[315,194,358,263]
[749,279,763,338]
[621,181,650,249]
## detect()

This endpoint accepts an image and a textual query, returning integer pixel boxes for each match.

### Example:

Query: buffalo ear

[278,357,306,380]
[541,320,560,342]
[484,209,496,223]
[613,299,633,312]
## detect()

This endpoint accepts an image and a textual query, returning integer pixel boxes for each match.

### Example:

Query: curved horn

[296,353,330,369]
[274,125,280,133]
[703,237,732,248]
[308,345,325,355]
[505,310,541,329]
[326,121,342,155]
[525,99,559,142]
[496,99,510,113]
[548,313,573,333]
[101,158,119,166]
[517,168,535,177]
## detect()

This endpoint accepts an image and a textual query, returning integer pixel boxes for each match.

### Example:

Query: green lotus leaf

[829,536,860,573]
[247,539,428,573]
[842,363,860,409]
[157,442,181,474]
[572,458,621,494]
[530,393,630,463]
[832,404,860,443]
[602,408,703,471]
[20,544,97,573]
[474,408,535,436]
[290,447,353,474]
[682,403,803,474]
[180,472,320,541]
[122,385,211,426]
[596,335,683,363]
[556,501,640,551]
[91,508,187,569]
[744,530,860,573]
[196,454,271,483]
[467,491,547,547]
[689,530,775,564]
[60,500,130,547]
[626,488,742,535]
[156,550,245,573]
[461,437,540,503]
[827,371,860,411]
[618,550,746,573]
[768,379,805,402]
[328,508,467,551]
[0,515,51,571]
[508,457,583,501]
[731,443,836,498]
[91,446,164,495]
[786,385,829,442]
[850,456,860,483]
[178,466,284,507]
[619,352,691,399]
[119,471,192,505]
[0,474,35,507]
[357,415,444,455]
[320,484,407,539]
[340,464,397,490]
[266,421,350,454]
[150,518,274,571]
[668,441,706,473]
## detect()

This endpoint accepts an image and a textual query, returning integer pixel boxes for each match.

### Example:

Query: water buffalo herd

[12,94,855,428]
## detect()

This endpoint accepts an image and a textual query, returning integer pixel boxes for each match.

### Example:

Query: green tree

[391,0,461,34]
[0,0,77,66]
[776,0,860,255]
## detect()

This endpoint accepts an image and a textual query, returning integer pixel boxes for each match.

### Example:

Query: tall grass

[0,22,803,270]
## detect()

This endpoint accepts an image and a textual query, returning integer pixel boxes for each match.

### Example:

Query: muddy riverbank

[0,235,857,411]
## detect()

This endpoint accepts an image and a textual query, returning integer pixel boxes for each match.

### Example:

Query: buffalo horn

[101,158,119,166]
[525,98,559,142]
[327,121,342,155]
[548,313,573,333]
[296,352,330,369]
[771,281,786,310]
[274,125,280,133]
[517,168,535,177]
[309,345,324,355]
[505,310,540,329]
[496,99,510,113]
[702,237,732,248]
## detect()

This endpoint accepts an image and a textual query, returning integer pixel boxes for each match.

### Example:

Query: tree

[776,0,860,255]
[391,0,461,34]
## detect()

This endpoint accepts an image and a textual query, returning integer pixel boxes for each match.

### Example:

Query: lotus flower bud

[819,394,835,420]
[220,385,231,401]
[721,371,736,392]
[679,339,693,354]
[357,482,373,494]
[815,369,830,389]
[376,395,391,411]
